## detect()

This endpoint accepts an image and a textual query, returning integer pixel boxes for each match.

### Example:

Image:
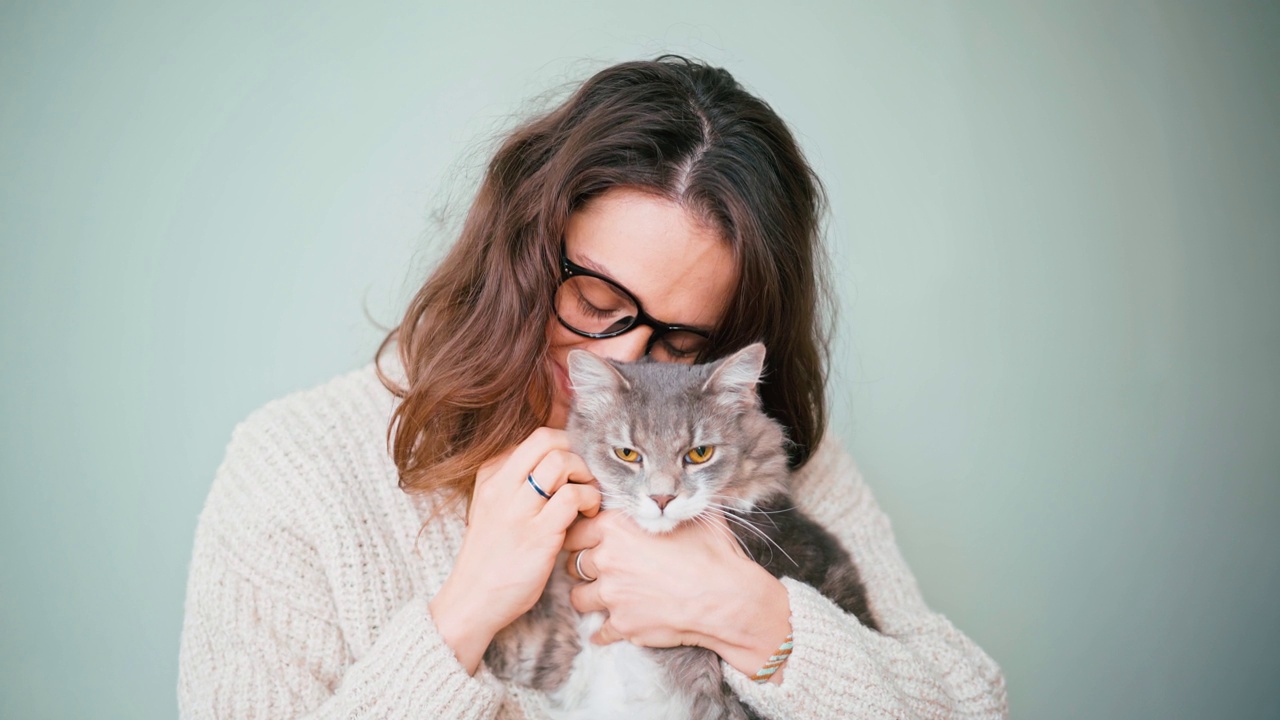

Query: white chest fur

[546,611,693,720]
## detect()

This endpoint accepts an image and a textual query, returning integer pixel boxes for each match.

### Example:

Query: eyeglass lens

[555,275,708,361]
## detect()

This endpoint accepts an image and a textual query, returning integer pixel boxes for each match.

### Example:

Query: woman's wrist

[698,564,793,684]
[429,575,502,676]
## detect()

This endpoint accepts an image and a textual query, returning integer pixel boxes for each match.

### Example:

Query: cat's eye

[684,446,715,464]
[613,447,642,463]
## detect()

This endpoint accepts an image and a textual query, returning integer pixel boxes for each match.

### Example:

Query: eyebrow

[573,251,716,334]
[574,253,614,277]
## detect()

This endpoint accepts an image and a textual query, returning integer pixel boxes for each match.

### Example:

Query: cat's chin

[632,515,682,535]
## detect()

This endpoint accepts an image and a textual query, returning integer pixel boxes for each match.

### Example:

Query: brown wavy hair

[374,54,835,517]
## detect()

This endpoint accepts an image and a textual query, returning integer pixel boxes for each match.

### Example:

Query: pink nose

[650,494,676,511]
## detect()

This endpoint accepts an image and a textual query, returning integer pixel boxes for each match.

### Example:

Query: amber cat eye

[614,447,642,463]
[684,446,715,464]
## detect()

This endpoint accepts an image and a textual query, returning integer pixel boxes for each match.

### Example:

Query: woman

[178,55,1007,718]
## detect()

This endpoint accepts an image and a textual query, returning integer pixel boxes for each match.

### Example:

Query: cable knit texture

[178,354,1008,719]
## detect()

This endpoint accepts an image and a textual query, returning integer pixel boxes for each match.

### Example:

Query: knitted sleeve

[176,409,548,720]
[719,434,1009,719]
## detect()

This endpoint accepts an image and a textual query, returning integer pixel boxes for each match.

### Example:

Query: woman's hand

[563,509,793,682]
[429,428,602,675]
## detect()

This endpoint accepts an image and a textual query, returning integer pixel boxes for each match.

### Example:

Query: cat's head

[564,342,790,534]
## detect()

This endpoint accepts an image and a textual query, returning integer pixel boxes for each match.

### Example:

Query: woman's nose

[585,328,652,364]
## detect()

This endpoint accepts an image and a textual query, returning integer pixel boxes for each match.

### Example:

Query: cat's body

[484,344,879,719]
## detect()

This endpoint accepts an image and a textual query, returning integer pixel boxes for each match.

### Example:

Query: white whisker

[693,511,755,563]
[705,499,788,536]
[717,509,798,568]
[707,494,796,515]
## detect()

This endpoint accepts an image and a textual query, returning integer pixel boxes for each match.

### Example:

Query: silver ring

[575,549,597,582]
[526,473,552,500]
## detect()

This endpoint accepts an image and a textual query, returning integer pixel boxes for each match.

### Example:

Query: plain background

[2,1,1277,718]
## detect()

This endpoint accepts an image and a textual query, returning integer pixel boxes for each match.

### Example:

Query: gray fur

[485,343,879,718]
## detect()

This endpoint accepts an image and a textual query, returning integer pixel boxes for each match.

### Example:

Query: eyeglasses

[554,241,713,362]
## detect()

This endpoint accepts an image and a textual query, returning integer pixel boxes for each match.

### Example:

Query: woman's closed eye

[664,341,698,358]
[652,336,705,362]
[574,288,627,319]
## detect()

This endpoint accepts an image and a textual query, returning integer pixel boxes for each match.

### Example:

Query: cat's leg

[741,702,766,720]
[658,645,755,720]
[528,566,583,691]
[484,561,583,690]
[820,556,881,633]
[483,612,531,683]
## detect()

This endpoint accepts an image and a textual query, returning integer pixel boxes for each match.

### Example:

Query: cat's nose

[650,494,676,511]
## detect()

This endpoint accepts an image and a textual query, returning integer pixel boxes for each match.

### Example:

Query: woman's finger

[526,449,595,500]
[563,512,605,551]
[488,425,570,486]
[514,449,593,515]
[564,548,600,582]
[570,577,606,614]
[472,430,593,518]
[591,618,623,646]
[538,483,602,531]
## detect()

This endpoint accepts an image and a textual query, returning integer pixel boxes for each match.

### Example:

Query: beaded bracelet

[748,632,794,683]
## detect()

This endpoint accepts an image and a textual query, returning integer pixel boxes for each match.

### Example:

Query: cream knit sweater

[178,353,1008,719]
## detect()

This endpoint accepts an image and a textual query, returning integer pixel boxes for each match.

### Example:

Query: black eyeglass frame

[555,241,713,355]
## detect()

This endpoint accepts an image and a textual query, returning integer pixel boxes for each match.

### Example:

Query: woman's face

[545,186,738,429]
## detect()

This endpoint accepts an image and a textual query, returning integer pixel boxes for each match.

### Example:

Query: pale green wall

[2,2,1277,718]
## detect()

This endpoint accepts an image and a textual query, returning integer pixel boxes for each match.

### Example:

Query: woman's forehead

[565,189,737,328]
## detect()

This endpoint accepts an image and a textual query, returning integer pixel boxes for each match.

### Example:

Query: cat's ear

[702,342,766,406]
[567,349,630,395]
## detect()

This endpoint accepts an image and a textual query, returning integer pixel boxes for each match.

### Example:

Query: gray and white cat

[484,343,880,719]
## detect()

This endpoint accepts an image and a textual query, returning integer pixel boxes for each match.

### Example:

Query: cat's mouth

[623,494,708,535]
[633,513,683,535]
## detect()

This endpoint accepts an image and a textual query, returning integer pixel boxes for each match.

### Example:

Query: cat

[483,342,880,719]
